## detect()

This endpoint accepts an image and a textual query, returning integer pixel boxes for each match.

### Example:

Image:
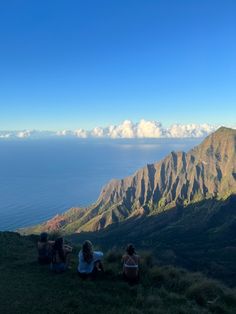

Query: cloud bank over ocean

[0,120,231,140]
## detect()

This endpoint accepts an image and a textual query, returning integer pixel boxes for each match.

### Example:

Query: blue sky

[0,0,235,130]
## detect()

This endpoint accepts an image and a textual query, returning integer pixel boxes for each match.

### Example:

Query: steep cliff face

[84,127,236,227]
[24,127,236,234]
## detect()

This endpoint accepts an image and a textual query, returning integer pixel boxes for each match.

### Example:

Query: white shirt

[78,250,103,273]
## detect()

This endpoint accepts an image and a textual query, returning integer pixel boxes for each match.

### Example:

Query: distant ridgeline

[21,127,236,285]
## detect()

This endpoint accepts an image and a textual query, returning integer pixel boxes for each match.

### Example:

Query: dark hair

[53,237,65,263]
[82,240,93,263]
[40,232,48,243]
[126,244,135,256]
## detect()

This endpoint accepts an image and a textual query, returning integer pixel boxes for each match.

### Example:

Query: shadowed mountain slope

[68,195,236,286]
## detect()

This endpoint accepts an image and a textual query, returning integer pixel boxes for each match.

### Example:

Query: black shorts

[38,256,51,265]
[78,272,90,280]
[123,272,139,284]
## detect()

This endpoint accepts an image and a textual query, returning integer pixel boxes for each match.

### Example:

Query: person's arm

[121,255,126,273]
[137,255,140,268]
[64,244,72,251]
[93,251,103,261]
[64,245,72,254]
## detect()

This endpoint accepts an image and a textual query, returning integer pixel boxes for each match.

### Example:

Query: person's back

[37,232,54,265]
[51,237,72,273]
[78,240,104,279]
[122,244,140,283]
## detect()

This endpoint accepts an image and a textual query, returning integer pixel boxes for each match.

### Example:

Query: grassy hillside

[65,196,236,287]
[1,232,236,314]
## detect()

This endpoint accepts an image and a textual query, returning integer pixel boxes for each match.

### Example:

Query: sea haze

[0,138,202,231]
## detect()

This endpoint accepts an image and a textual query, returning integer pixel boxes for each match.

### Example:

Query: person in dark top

[51,237,72,273]
[122,244,140,284]
[37,232,54,265]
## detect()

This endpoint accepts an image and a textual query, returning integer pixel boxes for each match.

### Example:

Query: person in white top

[78,240,104,279]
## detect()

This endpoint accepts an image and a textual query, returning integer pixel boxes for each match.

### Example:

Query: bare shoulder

[64,245,72,253]
[122,254,127,261]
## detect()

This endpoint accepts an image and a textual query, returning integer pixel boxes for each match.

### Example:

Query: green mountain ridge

[22,127,236,235]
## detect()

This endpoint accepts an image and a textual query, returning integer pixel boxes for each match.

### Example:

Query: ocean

[0,138,202,231]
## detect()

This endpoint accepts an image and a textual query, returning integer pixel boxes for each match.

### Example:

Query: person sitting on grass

[77,240,104,279]
[122,244,140,284]
[37,232,54,265]
[51,237,72,273]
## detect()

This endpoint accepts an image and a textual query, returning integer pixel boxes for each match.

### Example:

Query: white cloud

[108,120,135,138]
[91,127,105,137]
[56,130,73,136]
[0,133,11,138]
[87,120,218,139]
[74,128,88,138]
[167,123,217,138]
[88,120,165,138]
[0,120,228,140]
[136,119,164,138]
[16,130,32,138]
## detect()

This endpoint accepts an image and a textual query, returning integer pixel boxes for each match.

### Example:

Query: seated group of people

[37,232,140,283]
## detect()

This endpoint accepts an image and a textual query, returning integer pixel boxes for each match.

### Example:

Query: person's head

[126,244,135,256]
[40,232,48,243]
[82,240,93,263]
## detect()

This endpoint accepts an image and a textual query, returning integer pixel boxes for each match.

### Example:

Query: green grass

[0,232,236,314]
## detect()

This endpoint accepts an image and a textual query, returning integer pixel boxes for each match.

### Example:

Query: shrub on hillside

[105,248,122,263]
[149,265,194,292]
[186,280,224,306]
[140,251,154,269]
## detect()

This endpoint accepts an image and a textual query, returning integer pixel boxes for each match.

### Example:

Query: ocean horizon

[0,138,202,231]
